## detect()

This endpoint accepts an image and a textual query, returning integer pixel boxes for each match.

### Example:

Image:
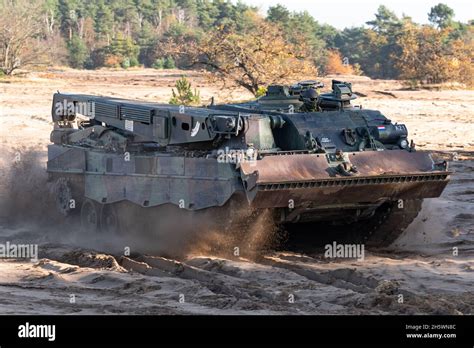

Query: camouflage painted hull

[48,145,449,220]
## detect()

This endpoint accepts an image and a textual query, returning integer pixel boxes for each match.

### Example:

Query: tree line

[0,0,472,91]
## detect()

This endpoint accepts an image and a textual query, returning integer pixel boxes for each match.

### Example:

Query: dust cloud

[0,146,282,259]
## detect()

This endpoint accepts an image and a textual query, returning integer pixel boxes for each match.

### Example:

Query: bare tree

[0,0,45,75]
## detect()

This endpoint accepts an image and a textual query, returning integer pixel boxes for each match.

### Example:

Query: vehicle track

[116,247,474,315]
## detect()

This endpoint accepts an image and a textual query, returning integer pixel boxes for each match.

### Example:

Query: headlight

[399,139,409,149]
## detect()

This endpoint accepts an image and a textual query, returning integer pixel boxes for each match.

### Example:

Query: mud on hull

[240,150,449,223]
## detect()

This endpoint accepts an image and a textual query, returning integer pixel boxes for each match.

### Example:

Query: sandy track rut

[114,249,474,315]
[0,159,473,315]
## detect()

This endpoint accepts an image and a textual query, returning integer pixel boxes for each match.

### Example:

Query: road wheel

[81,199,100,233]
[100,203,123,235]
[52,177,75,216]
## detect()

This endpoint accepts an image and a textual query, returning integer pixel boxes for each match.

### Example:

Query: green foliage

[255,86,267,98]
[267,7,329,71]
[91,34,141,69]
[0,0,469,86]
[333,7,403,78]
[67,35,88,69]
[109,35,140,61]
[366,5,401,34]
[165,23,191,39]
[428,3,454,29]
[152,56,175,69]
[129,56,139,67]
[267,5,290,25]
[169,76,201,106]
[152,58,165,69]
[121,57,130,69]
[50,0,260,69]
[163,56,176,69]
[94,0,114,37]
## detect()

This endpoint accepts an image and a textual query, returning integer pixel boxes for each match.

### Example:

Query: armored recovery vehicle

[47,80,450,246]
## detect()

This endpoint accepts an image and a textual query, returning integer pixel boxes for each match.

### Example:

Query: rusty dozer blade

[240,151,450,208]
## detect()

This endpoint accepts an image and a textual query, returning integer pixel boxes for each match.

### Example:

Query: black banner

[0,315,472,346]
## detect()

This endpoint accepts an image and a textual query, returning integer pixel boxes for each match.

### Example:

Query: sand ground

[0,68,472,314]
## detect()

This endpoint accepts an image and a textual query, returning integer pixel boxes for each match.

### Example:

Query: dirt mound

[38,245,124,271]
[59,250,124,271]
